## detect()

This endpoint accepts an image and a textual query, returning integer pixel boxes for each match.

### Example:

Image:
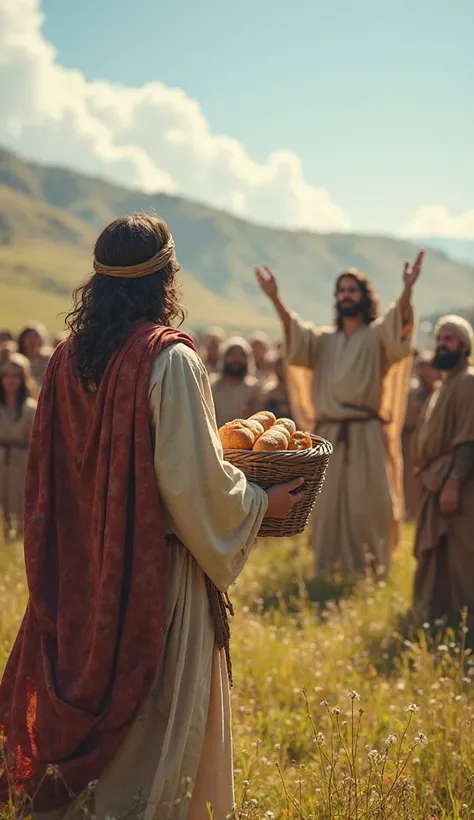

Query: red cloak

[0,321,195,810]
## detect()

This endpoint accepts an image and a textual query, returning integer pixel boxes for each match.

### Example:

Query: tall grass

[1,532,473,819]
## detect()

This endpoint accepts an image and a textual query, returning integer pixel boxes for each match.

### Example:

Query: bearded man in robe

[255,252,424,576]
[402,352,440,520]
[211,337,263,427]
[413,315,474,623]
[202,325,225,377]
[0,214,304,819]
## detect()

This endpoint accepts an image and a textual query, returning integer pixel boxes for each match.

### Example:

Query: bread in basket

[219,413,333,537]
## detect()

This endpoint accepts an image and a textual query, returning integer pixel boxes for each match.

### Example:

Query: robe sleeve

[451,373,474,448]
[373,301,414,366]
[149,343,268,592]
[287,313,325,371]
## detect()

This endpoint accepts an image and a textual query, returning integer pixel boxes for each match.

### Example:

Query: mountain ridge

[0,146,472,332]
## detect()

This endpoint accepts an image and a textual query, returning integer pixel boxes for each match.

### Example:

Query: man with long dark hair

[256,254,424,576]
[0,214,303,819]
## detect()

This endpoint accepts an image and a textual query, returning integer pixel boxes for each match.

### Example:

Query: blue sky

[2,0,473,236]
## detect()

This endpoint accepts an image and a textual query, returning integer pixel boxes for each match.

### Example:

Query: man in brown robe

[0,214,303,819]
[255,252,424,576]
[413,315,474,623]
[211,337,263,427]
[402,353,440,519]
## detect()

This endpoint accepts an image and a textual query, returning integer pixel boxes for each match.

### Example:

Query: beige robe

[211,374,262,427]
[286,303,412,575]
[0,398,36,540]
[402,382,432,520]
[413,364,474,620]
[36,343,268,820]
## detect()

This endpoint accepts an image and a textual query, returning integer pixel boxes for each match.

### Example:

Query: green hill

[0,146,473,333]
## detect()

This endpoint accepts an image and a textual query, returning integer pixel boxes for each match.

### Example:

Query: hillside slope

[0,146,472,329]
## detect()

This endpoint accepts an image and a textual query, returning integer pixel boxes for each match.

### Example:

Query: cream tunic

[287,304,412,575]
[36,343,267,820]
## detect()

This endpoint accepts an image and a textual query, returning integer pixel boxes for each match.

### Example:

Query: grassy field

[1,531,473,819]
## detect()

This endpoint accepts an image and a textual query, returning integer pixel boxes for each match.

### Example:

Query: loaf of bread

[288,431,312,450]
[271,424,291,441]
[252,429,289,451]
[219,425,254,450]
[274,417,297,435]
[249,411,276,431]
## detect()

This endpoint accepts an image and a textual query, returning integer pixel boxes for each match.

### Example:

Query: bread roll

[252,429,288,451]
[239,419,265,438]
[275,417,297,435]
[249,411,276,431]
[288,431,312,450]
[271,424,291,441]
[219,425,254,450]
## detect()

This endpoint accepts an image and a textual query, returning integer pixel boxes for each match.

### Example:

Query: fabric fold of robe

[0,322,195,810]
[413,363,474,620]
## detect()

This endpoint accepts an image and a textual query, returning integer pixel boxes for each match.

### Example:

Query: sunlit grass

[1,531,474,818]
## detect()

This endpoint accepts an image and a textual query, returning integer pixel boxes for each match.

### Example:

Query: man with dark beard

[211,336,262,427]
[255,253,424,576]
[413,315,474,623]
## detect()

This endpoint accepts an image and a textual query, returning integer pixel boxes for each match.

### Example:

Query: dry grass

[1,532,474,818]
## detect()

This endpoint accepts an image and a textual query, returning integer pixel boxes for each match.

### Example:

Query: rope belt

[316,404,388,459]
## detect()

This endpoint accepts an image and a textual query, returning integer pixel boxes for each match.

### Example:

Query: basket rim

[224,432,333,457]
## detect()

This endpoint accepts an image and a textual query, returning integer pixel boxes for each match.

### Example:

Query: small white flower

[384,734,398,747]
[333,707,341,715]
[405,703,420,713]
[320,699,329,707]
[414,732,428,746]
[264,813,275,819]
[349,690,361,701]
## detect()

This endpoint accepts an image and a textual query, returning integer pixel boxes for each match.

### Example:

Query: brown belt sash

[316,404,388,453]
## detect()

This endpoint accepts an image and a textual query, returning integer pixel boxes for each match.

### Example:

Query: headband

[93,237,176,279]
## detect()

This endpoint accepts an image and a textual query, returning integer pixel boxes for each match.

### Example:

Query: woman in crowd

[0,353,37,542]
[17,323,52,390]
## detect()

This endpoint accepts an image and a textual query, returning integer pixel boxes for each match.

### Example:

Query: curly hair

[65,214,185,387]
[334,269,380,331]
[0,353,36,419]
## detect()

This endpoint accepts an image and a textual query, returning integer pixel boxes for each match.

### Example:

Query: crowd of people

[0,213,472,819]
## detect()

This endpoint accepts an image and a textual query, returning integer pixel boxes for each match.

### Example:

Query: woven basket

[224,434,333,537]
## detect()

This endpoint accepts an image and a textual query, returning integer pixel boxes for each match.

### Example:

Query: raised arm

[399,249,425,326]
[255,265,323,371]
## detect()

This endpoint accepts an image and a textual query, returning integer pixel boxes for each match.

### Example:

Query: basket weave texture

[224,434,333,537]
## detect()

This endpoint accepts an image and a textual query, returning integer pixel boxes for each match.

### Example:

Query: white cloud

[0,0,351,232]
[403,205,474,239]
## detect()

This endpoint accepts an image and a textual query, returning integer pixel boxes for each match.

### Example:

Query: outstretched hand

[403,250,425,289]
[255,265,279,301]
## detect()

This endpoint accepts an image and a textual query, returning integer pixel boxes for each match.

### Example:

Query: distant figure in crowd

[256,252,425,576]
[0,339,18,367]
[17,322,52,389]
[261,352,293,419]
[402,352,440,520]
[0,353,36,542]
[413,315,474,623]
[0,214,302,818]
[211,337,262,427]
[249,331,273,385]
[202,325,225,376]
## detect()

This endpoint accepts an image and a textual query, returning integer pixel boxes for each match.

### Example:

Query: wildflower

[264,813,275,819]
[315,732,325,745]
[274,743,281,751]
[249,798,258,807]
[405,703,420,713]
[320,700,328,707]
[414,732,428,746]
[384,734,398,747]
[348,690,361,701]
[438,644,448,652]
[242,779,250,787]
[367,749,380,764]
[333,707,341,715]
